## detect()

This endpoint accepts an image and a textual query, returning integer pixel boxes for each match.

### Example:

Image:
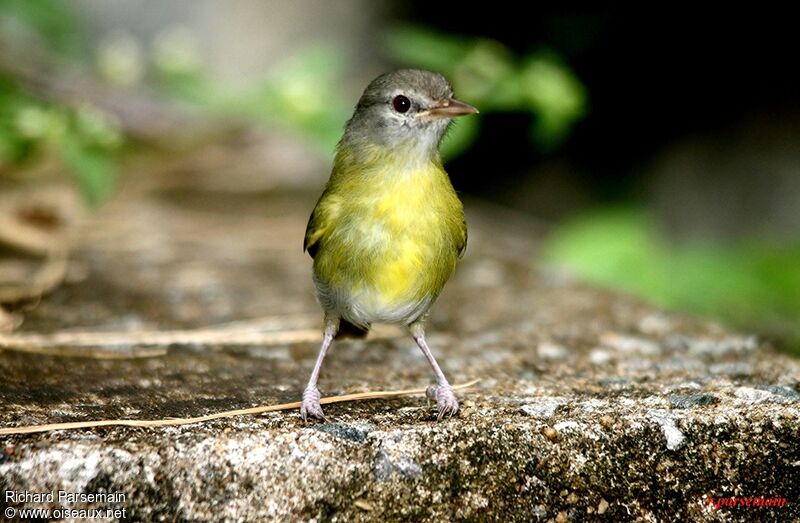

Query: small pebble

[589,349,613,365]
[543,427,558,441]
[648,410,686,450]
[597,498,609,514]
[354,499,373,511]
[555,510,569,522]
[519,398,566,418]
[538,342,569,360]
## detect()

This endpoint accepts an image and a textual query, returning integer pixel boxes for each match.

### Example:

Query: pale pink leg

[410,322,458,419]
[301,318,339,421]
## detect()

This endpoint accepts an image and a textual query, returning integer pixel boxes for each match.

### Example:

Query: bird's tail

[335,319,369,339]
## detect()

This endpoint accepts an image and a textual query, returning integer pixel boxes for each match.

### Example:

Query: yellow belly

[361,233,446,309]
[310,157,465,325]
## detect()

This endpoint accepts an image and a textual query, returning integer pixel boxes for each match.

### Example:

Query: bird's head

[341,69,478,159]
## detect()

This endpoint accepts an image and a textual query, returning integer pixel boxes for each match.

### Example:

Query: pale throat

[365,131,445,174]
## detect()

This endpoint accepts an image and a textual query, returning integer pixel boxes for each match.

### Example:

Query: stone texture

[1,152,799,522]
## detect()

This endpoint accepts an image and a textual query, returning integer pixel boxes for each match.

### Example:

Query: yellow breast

[367,172,442,303]
[310,149,465,322]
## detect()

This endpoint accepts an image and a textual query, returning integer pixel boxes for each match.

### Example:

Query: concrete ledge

[1,180,798,521]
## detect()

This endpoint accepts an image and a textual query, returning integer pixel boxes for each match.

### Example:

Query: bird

[301,69,477,421]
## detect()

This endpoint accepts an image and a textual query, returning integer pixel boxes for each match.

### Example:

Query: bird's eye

[392,95,411,113]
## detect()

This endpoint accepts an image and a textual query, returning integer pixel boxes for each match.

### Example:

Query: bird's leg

[301,317,339,422]
[410,322,459,419]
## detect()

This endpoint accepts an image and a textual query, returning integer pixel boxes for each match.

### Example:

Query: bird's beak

[427,98,479,118]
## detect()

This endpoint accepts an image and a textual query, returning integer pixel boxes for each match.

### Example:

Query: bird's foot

[300,386,327,422]
[425,383,459,420]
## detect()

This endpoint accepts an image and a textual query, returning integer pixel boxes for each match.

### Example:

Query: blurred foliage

[0,0,120,205]
[385,25,588,158]
[0,3,586,203]
[0,82,121,206]
[0,0,86,57]
[542,208,800,353]
[156,43,350,156]
[155,24,587,160]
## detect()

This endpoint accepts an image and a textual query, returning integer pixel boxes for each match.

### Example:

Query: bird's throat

[337,138,443,177]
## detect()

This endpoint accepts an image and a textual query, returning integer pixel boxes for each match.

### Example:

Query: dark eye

[392,95,411,113]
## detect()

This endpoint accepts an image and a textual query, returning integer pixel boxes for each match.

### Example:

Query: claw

[427,384,459,420]
[300,386,327,422]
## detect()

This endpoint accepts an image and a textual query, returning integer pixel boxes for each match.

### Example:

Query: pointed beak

[427,98,479,118]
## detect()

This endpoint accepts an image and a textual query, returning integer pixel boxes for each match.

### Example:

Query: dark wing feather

[303,208,320,258]
[457,218,468,258]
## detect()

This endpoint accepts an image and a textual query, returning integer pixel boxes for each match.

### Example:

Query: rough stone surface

[1,153,799,522]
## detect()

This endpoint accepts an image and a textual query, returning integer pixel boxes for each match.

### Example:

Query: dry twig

[0,379,480,435]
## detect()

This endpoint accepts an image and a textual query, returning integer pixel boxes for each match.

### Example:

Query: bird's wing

[303,189,339,259]
[303,206,324,259]
[457,218,468,258]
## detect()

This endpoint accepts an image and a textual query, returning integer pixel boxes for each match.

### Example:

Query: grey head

[341,69,477,155]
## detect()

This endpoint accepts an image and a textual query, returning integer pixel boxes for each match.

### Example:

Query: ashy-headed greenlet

[302,69,478,421]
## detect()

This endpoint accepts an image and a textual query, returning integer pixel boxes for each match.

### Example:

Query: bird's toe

[300,386,327,422]
[428,384,459,420]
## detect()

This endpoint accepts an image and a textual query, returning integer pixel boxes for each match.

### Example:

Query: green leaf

[60,136,117,206]
[522,52,588,149]
[542,208,800,351]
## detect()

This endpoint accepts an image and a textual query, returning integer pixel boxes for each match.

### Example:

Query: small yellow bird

[301,69,477,421]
